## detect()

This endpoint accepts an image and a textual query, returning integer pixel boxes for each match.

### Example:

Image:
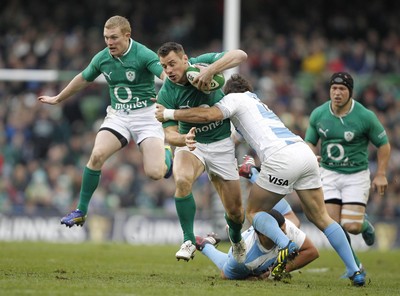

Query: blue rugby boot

[61,209,87,228]
[349,270,366,286]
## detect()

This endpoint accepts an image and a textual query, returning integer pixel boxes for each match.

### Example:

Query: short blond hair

[105,15,131,34]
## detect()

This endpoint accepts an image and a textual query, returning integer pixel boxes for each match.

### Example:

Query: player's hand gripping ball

[186,64,225,92]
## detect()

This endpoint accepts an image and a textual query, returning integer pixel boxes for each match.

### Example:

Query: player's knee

[224,197,243,220]
[89,151,107,168]
[144,167,164,180]
[174,176,193,195]
[342,222,362,234]
[226,208,244,223]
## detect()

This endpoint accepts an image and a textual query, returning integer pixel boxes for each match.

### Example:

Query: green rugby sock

[77,167,101,215]
[361,219,370,233]
[225,213,243,243]
[163,147,173,178]
[165,147,172,171]
[175,193,196,243]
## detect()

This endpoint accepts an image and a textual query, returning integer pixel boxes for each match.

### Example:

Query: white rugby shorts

[100,104,164,145]
[175,137,239,180]
[320,167,370,204]
[256,142,322,195]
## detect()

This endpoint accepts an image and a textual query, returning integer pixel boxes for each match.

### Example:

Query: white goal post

[0,69,166,85]
[0,69,105,83]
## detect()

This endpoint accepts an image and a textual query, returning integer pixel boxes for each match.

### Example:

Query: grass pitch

[1,241,399,296]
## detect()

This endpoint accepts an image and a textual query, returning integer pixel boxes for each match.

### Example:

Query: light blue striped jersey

[216,92,303,162]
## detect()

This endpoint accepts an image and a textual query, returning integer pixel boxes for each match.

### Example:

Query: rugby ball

[186,64,225,92]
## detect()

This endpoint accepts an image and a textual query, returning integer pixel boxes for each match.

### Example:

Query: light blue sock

[272,198,291,216]
[324,222,360,276]
[201,244,228,270]
[249,168,259,184]
[253,212,289,248]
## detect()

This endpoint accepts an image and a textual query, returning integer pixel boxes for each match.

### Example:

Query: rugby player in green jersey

[38,16,173,227]
[305,72,391,273]
[156,42,247,262]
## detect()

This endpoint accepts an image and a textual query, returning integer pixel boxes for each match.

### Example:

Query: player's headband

[330,72,353,97]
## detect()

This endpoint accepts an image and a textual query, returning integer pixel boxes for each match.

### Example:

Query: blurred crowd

[0,0,399,221]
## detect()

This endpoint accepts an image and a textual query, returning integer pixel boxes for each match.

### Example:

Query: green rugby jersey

[305,100,388,174]
[157,53,231,144]
[82,39,162,111]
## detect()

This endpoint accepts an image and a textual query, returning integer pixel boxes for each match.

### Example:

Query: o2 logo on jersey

[126,71,135,82]
[326,143,347,162]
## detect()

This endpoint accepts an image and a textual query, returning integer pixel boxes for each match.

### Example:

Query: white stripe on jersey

[216,92,303,162]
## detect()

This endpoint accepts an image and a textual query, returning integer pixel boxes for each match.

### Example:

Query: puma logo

[179,100,190,109]
[319,128,329,137]
[103,71,112,80]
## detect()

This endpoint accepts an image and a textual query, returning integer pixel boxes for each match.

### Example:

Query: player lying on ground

[195,209,319,280]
